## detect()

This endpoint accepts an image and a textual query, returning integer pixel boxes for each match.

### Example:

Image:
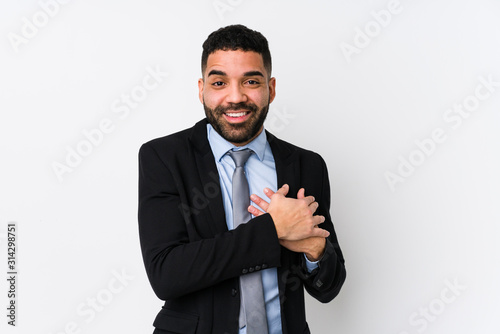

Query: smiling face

[198,50,276,146]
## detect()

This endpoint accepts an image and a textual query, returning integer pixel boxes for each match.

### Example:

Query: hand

[279,188,327,259]
[280,237,326,261]
[248,185,330,241]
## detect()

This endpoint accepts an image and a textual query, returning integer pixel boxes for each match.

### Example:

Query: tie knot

[227,149,253,167]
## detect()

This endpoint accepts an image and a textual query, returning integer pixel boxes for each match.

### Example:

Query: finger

[311,227,330,238]
[250,194,270,212]
[275,184,289,196]
[248,205,266,216]
[302,195,316,206]
[313,215,326,226]
[263,187,276,200]
[297,188,305,199]
[310,201,319,213]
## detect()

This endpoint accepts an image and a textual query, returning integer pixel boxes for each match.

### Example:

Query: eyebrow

[207,70,265,77]
[207,70,226,77]
[243,71,264,77]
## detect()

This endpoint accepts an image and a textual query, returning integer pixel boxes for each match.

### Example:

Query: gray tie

[227,149,269,334]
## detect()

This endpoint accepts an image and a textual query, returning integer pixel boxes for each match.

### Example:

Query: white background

[1,0,499,333]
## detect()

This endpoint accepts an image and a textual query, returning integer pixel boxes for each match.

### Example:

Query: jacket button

[231,288,238,297]
[248,267,254,273]
[262,264,268,269]
[242,269,248,274]
[255,265,261,271]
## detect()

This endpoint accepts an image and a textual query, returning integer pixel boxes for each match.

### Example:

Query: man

[138,24,346,334]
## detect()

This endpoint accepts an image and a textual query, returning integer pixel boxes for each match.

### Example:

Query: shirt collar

[207,123,267,162]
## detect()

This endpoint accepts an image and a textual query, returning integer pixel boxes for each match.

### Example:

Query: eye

[246,80,259,85]
[212,81,225,87]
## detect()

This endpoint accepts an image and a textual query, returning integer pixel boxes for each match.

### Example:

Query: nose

[225,83,248,104]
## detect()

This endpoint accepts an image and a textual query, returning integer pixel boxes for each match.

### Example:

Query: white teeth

[225,112,248,117]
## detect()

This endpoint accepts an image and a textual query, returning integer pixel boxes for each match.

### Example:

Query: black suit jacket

[138,119,346,334]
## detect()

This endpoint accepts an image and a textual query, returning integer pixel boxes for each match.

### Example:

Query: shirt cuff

[303,253,319,273]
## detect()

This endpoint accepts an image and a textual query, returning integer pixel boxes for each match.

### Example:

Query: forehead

[205,50,266,77]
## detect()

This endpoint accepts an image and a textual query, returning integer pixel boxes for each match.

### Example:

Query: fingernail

[250,194,256,200]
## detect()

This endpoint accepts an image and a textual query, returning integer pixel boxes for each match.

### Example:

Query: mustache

[214,102,259,114]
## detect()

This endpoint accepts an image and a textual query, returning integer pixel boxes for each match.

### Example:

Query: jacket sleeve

[294,155,346,303]
[138,142,282,301]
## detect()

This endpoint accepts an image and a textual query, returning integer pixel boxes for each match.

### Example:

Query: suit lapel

[189,119,228,236]
[267,130,300,194]
[267,130,302,334]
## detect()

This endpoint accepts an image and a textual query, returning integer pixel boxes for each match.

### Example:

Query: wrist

[269,213,285,239]
[305,252,321,262]
[305,238,326,261]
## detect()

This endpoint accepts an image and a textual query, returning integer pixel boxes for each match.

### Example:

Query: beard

[204,100,269,144]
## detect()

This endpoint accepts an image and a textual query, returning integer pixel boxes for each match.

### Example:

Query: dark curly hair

[201,24,272,77]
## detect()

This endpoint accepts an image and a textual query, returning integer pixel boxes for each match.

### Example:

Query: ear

[198,78,204,104]
[268,77,276,104]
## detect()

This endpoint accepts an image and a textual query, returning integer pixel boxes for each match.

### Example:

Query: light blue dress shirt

[207,124,318,334]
